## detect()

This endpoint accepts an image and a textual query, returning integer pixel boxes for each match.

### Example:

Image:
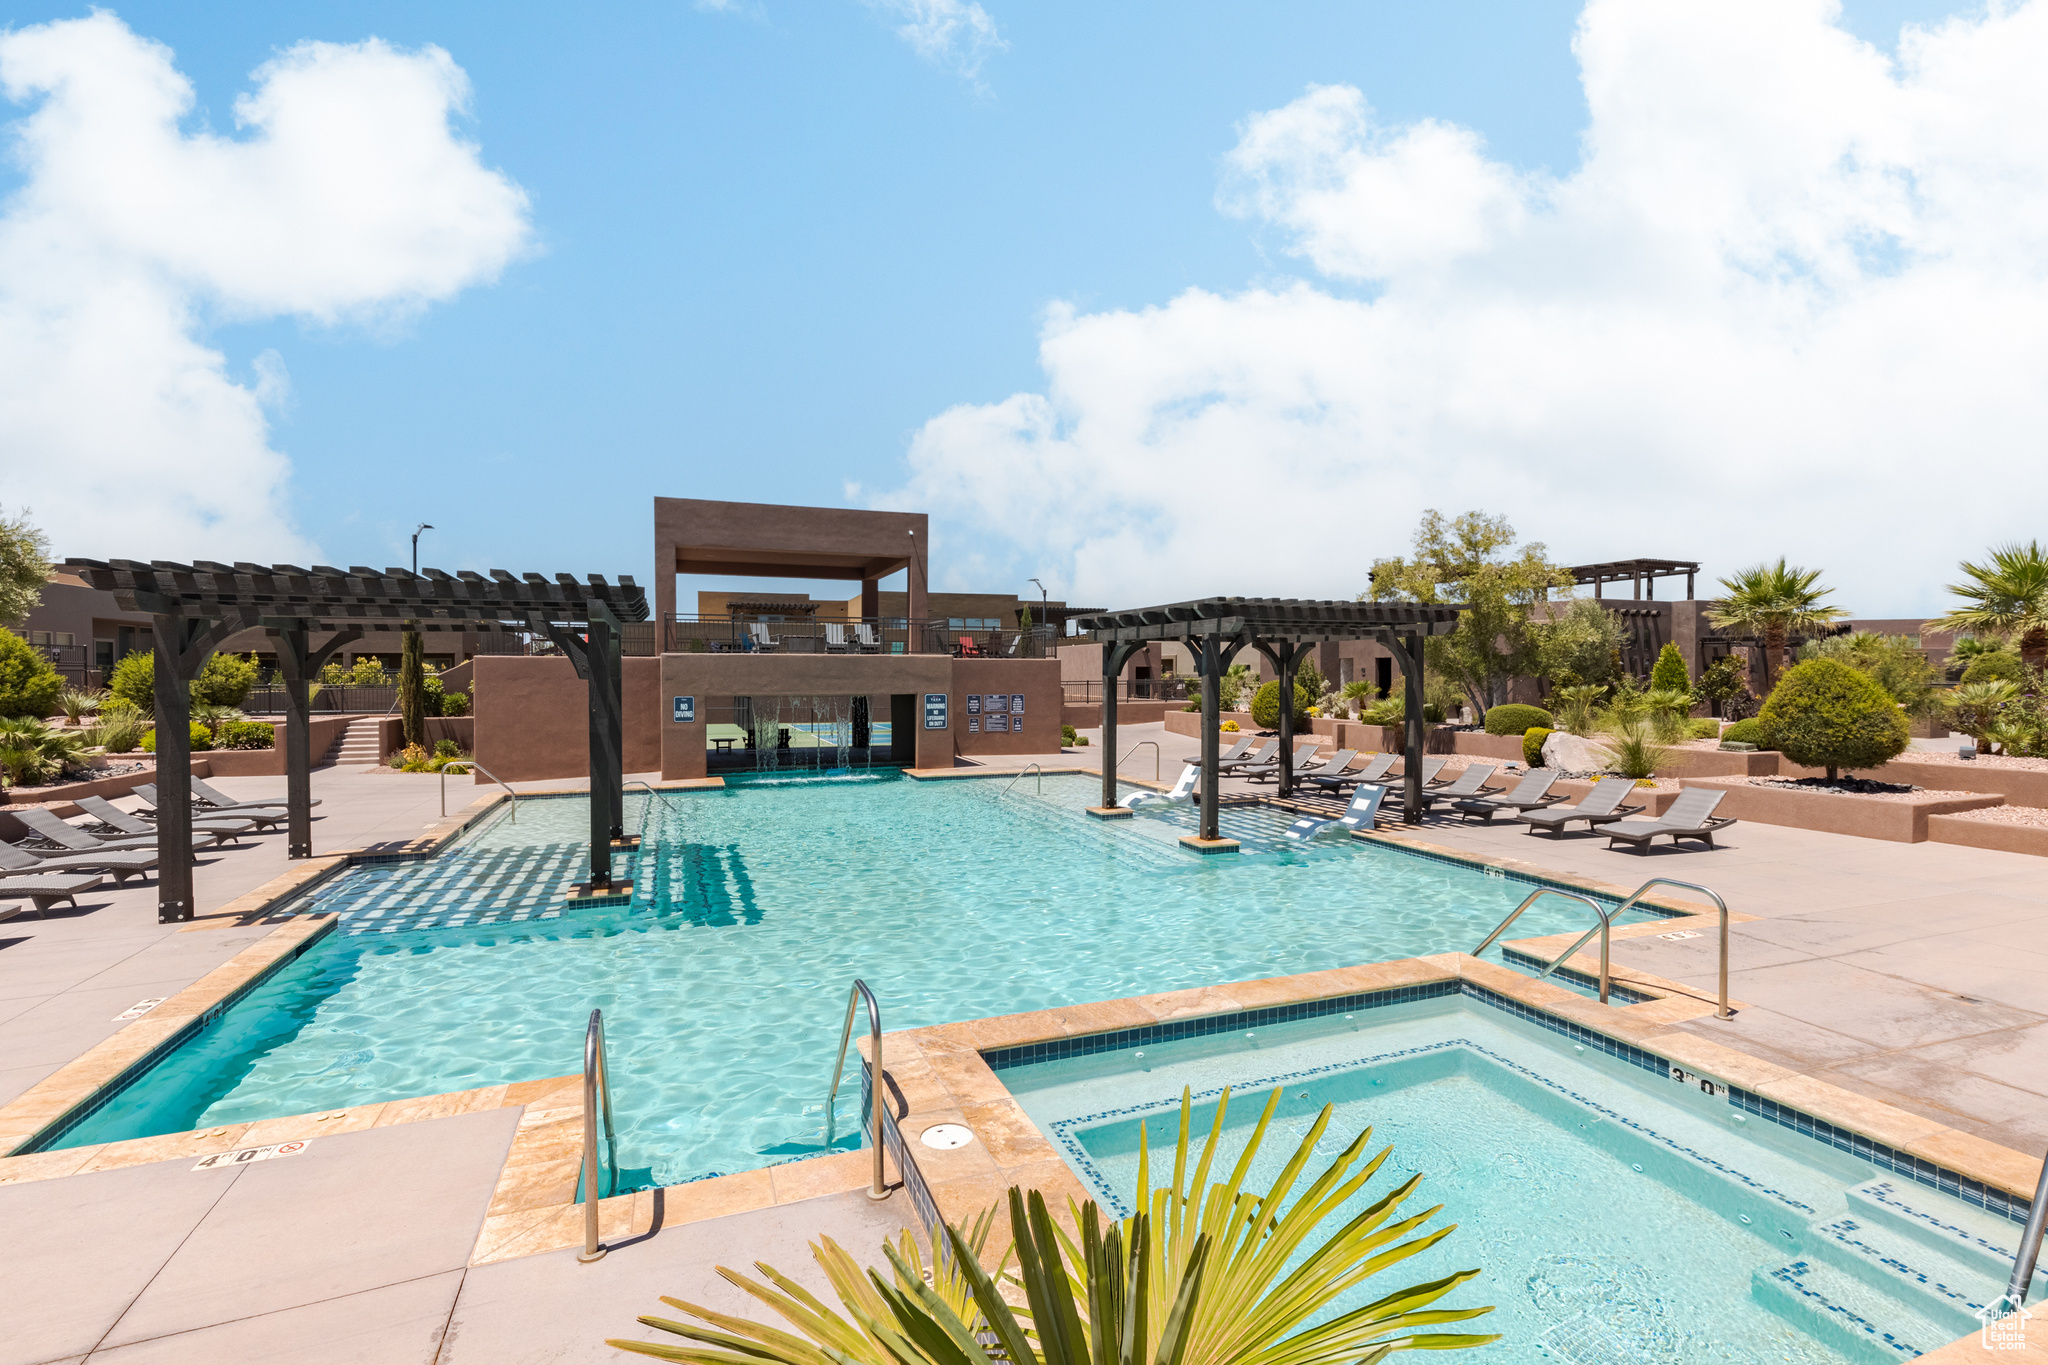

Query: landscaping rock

[1541,731,1612,772]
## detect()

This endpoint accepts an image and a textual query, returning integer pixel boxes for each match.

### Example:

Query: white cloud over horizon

[0,14,531,563]
[881,0,2048,615]
[866,0,1006,81]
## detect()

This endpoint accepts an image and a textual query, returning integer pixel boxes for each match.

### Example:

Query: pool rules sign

[924,693,948,729]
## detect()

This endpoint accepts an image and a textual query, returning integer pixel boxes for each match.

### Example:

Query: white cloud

[866,0,1006,80]
[0,14,531,563]
[882,0,2048,615]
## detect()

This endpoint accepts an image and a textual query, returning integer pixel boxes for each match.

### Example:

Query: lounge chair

[1413,763,1498,812]
[13,807,210,854]
[1241,742,1323,784]
[1603,787,1737,852]
[0,902,21,926]
[1,840,155,885]
[76,796,251,846]
[0,873,104,914]
[854,623,881,652]
[1451,769,1563,823]
[954,635,982,657]
[1306,751,1396,795]
[1283,749,1358,789]
[1216,740,1279,775]
[1361,756,1447,789]
[823,623,850,653]
[194,776,316,811]
[745,623,779,652]
[136,786,287,832]
[1190,736,1257,769]
[1119,763,1199,810]
[1283,783,1388,842]
[1518,777,1645,837]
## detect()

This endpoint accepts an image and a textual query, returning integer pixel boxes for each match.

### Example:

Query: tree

[1925,541,2048,672]
[0,507,50,626]
[1366,511,1573,713]
[1534,598,1623,687]
[1707,560,1846,691]
[1797,632,1939,717]
[1756,658,1911,780]
[398,627,427,748]
[190,652,258,707]
[1650,642,1689,693]
[0,629,63,719]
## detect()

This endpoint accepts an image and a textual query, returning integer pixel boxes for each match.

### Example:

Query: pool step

[1846,1179,2046,1296]
[1806,1214,2003,1338]
[1752,1256,1950,1362]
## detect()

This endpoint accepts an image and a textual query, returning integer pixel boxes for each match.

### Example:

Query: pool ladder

[1471,877,1732,1019]
[577,1008,620,1263]
[822,979,891,1200]
[624,779,679,838]
[1002,763,1043,797]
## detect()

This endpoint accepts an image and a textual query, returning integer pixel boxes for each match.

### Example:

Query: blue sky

[1,0,2004,612]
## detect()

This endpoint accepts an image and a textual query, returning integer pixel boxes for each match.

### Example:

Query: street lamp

[412,523,434,574]
[1028,576,1050,656]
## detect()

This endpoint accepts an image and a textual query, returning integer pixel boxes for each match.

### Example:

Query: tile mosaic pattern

[1497,948,1656,1006]
[287,842,633,935]
[1859,1178,2038,1260]
[1765,1261,1926,1358]
[1819,1216,1990,1318]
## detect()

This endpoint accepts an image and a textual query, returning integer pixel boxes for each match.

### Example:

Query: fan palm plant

[608,1087,1496,1365]
[1708,560,1845,691]
[0,715,91,787]
[56,687,106,726]
[1925,542,2048,672]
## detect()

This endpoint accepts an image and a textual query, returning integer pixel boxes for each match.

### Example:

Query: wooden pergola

[64,560,648,922]
[1074,598,1464,839]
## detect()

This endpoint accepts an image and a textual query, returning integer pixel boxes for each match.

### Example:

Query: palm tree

[1708,560,1846,691]
[1925,542,2048,672]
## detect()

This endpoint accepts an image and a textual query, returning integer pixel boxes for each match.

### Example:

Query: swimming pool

[49,773,1660,1186]
[999,995,2040,1363]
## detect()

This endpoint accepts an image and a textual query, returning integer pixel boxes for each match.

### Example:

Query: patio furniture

[1215,740,1279,774]
[1283,783,1388,842]
[823,623,851,653]
[1283,748,1359,789]
[745,623,779,652]
[1241,742,1322,784]
[190,778,315,813]
[1603,788,1737,852]
[135,785,287,832]
[0,872,104,914]
[1451,769,1564,823]
[0,902,21,926]
[1118,763,1200,810]
[1361,756,1447,789]
[1305,751,1396,795]
[76,796,252,846]
[1518,777,1645,837]
[1190,735,1258,768]
[1,840,155,885]
[854,624,882,652]
[13,807,208,854]
[955,635,982,657]
[1412,763,1498,812]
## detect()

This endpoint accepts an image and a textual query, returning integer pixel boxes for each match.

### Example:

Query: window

[95,640,114,669]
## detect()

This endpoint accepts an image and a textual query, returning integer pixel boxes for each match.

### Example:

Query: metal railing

[1061,678,1193,703]
[663,615,1066,658]
[468,761,517,823]
[578,1008,619,1263]
[624,779,678,837]
[1473,889,1614,1002]
[1118,740,1161,782]
[823,979,890,1201]
[1611,878,1733,1020]
[2008,1160,2048,1306]
[1002,763,1044,797]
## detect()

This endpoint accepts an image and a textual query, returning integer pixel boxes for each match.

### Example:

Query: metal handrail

[1002,763,1044,797]
[1473,889,1615,1003]
[577,1008,619,1263]
[1610,878,1733,1020]
[1118,740,1161,783]
[823,979,890,1201]
[467,761,517,823]
[2007,1158,2048,1306]
[624,779,677,837]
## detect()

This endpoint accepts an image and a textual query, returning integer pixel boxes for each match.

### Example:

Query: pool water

[55,773,1653,1187]
[1001,998,2039,1363]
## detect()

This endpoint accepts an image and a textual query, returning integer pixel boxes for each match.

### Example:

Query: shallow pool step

[1752,1256,1951,1362]
[1845,1179,2045,1296]
[1806,1214,2004,1339]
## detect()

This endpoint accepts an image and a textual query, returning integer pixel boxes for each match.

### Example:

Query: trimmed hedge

[142,720,214,753]
[1651,642,1690,693]
[440,691,471,717]
[1483,703,1554,736]
[216,721,276,750]
[1523,726,1553,766]
[0,627,62,719]
[1756,658,1910,778]
[1721,718,1766,748]
[1250,679,1313,728]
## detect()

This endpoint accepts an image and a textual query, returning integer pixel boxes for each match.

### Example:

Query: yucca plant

[91,708,149,755]
[56,687,106,725]
[1599,713,1671,780]
[1547,684,1603,736]
[609,1087,1496,1365]
[1641,688,1696,743]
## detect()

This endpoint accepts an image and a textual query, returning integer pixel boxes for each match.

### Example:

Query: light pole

[1028,577,1048,654]
[412,523,434,574]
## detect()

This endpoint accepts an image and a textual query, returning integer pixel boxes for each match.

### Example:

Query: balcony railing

[1059,677,1192,703]
[662,616,1062,658]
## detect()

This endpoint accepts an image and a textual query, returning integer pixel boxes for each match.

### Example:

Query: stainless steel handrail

[2007,1157,2048,1305]
[577,1008,619,1263]
[623,779,677,837]
[823,979,890,1201]
[1473,889,1615,1003]
[1119,740,1161,782]
[1002,763,1044,797]
[466,761,517,824]
[1610,877,1733,1020]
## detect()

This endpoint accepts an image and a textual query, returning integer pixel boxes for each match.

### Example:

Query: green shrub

[191,651,258,706]
[109,651,159,713]
[1962,652,2027,685]
[440,691,471,716]
[215,721,276,750]
[1183,694,1203,711]
[434,737,460,758]
[1650,642,1690,693]
[1483,703,1553,735]
[349,656,391,687]
[1523,726,1552,766]
[0,627,62,719]
[1249,679,1313,729]
[318,661,348,685]
[1075,734,1089,746]
[141,720,214,753]
[1756,658,1911,779]
[1688,718,1721,739]
[1721,718,1767,748]
[93,709,148,754]
[1060,724,1077,747]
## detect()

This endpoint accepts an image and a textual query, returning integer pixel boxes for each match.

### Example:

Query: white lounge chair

[1119,763,1200,810]
[746,622,780,652]
[1282,784,1388,842]
[854,624,881,652]
[823,623,851,653]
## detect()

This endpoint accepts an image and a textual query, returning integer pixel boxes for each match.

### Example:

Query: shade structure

[65,559,648,922]
[1074,597,1465,837]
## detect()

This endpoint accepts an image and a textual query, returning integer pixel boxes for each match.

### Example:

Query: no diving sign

[672,695,695,724]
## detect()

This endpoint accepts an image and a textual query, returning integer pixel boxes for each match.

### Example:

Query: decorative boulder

[1542,731,1613,772]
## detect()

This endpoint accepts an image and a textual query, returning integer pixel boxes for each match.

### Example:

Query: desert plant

[1708,559,1846,689]
[215,721,276,750]
[1599,713,1671,780]
[1075,734,1089,745]
[1935,680,2022,754]
[318,660,348,685]
[0,715,90,786]
[1650,642,1690,693]
[142,720,215,754]
[1799,632,1941,717]
[0,627,64,719]
[56,686,105,725]
[392,742,432,772]
[1756,658,1911,780]
[1944,636,2013,678]
[398,628,427,749]
[608,1085,1497,1365]
[190,651,259,707]
[91,708,148,754]
[440,690,471,717]
[1925,541,2048,671]
[434,738,460,758]
[1962,652,2027,686]
[189,701,244,728]
[1641,687,1696,742]
[107,650,157,714]
[1482,703,1552,736]
[1217,663,1252,712]
[1721,717,1766,748]
[1523,726,1552,766]
[1249,679,1313,729]
[1548,684,1604,736]
[1688,718,1721,739]
[348,656,392,687]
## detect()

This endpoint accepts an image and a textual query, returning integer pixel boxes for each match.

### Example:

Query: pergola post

[149,612,243,923]
[274,624,361,859]
[534,603,625,890]
[1099,641,1143,810]
[1197,635,1222,840]
[1387,631,1428,824]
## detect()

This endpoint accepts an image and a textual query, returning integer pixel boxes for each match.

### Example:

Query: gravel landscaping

[1748,776,1979,803]
[1945,804,2048,826]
